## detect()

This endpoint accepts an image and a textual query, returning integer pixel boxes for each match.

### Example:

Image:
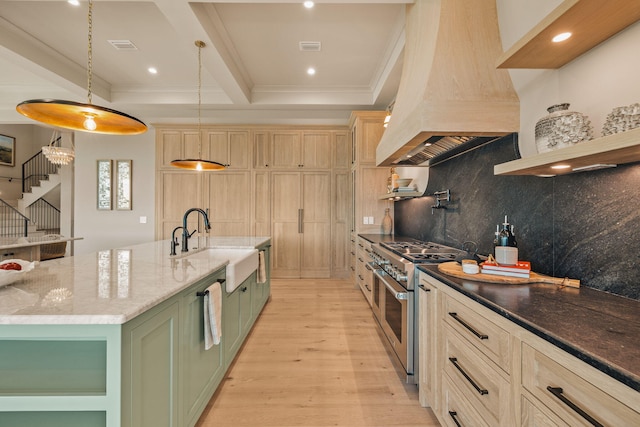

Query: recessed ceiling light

[304,1,315,8]
[552,32,572,43]
[551,164,571,170]
[148,67,158,75]
[307,67,316,76]
[68,0,80,6]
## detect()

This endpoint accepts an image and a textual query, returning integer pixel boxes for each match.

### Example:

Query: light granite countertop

[0,236,270,325]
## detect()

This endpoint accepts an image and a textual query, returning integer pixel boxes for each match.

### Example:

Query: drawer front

[522,343,640,427]
[443,293,511,372]
[443,325,511,426]
[521,395,568,427]
[441,372,490,427]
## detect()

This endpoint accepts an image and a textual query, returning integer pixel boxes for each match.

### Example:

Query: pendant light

[42,130,75,166]
[170,41,225,171]
[16,0,146,135]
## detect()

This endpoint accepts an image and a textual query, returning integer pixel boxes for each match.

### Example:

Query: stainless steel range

[369,240,463,383]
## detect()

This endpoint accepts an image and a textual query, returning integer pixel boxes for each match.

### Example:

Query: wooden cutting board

[437,262,580,288]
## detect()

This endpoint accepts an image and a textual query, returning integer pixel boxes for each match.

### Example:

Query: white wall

[497,0,640,157]
[74,128,156,255]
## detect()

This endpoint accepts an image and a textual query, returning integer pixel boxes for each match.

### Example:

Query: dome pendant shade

[170,159,225,171]
[16,99,147,135]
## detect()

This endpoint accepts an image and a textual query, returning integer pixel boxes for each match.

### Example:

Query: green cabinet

[223,275,253,366]
[121,299,181,427]
[180,270,226,427]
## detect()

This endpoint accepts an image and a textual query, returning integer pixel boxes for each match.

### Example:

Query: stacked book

[481,260,531,278]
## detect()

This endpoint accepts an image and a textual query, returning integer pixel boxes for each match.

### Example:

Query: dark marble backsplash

[393,134,640,300]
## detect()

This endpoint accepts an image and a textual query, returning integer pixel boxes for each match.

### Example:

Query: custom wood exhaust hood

[376,0,520,167]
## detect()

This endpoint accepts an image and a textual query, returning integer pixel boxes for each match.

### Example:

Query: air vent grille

[299,41,321,52]
[108,40,138,50]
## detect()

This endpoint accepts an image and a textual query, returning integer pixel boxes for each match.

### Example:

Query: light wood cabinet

[252,131,270,169]
[156,125,349,278]
[349,112,391,236]
[156,171,204,239]
[332,170,351,278]
[271,171,331,278]
[418,275,439,411]
[332,131,350,169]
[204,171,251,237]
[355,237,374,304]
[350,111,387,165]
[157,129,201,169]
[206,130,249,169]
[271,131,302,168]
[418,270,640,427]
[521,341,640,427]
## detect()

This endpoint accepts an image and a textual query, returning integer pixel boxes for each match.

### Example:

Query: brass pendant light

[16,0,146,135]
[170,41,225,171]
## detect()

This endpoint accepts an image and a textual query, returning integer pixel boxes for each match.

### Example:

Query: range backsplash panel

[394,134,640,300]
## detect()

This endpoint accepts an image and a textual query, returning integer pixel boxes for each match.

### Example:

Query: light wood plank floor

[196,278,440,427]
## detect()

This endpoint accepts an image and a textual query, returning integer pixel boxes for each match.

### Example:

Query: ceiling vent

[299,41,321,52]
[108,40,138,50]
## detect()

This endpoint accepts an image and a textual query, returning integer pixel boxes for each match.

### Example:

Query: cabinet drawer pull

[546,386,604,427]
[448,312,488,340]
[358,275,364,280]
[448,411,462,427]
[365,263,373,271]
[418,284,431,292]
[449,357,488,395]
[241,286,248,292]
[358,257,364,262]
[365,284,370,291]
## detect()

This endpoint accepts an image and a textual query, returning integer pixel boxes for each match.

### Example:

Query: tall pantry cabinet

[155,125,350,279]
[349,111,392,300]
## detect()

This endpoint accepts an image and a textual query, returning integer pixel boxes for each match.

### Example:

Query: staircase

[0,144,63,241]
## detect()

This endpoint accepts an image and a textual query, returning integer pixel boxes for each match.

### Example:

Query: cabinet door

[271,131,302,168]
[302,131,331,168]
[301,172,331,278]
[253,131,270,169]
[181,276,225,427]
[240,279,253,334]
[253,171,271,237]
[271,172,302,278]
[357,115,385,164]
[356,167,391,233]
[206,131,228,167]
[205,172,251,236]
[223,284,242,366]
[157,171,203,239]
[206,131,249,169]
[122,301,180,427]
[228,131,249,169]
[332,131,351,169]
[157,129,201,168]
[331,171,350,278]
[418,274,439,411]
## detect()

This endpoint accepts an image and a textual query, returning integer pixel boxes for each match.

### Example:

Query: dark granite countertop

[418,264,640,392]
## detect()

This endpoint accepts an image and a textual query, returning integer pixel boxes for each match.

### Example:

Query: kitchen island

[0,237,271,427]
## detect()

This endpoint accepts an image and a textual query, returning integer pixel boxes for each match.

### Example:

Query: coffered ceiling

[0,0,408,128]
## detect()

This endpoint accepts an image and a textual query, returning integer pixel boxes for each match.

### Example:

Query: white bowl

[0,259,36,288]
[395,178,413,187]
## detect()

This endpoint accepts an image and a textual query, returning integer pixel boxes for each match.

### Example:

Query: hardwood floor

[196,278,440,427]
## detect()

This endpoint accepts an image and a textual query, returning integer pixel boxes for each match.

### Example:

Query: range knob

[396,272,408,282]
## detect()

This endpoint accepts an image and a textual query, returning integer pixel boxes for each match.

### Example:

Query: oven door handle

[373,268,408,301]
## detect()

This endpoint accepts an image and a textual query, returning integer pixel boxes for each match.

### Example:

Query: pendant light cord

[87,0,93,105]
[196,40,205,160]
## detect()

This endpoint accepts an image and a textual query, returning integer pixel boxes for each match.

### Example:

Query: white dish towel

[204,281,222,350]
[257,250,267,284]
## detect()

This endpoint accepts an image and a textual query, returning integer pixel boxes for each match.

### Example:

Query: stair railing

[0,198,30,239]
[27,198,61,234]
[22,137,60,194]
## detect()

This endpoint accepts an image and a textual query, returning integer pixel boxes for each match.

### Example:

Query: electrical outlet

[363,216,369,224]
[369,216,374,224]
[139,216,147,224]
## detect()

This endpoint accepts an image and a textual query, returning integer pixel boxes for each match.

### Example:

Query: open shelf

[494,127,640,176]
[497,0,640,69]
